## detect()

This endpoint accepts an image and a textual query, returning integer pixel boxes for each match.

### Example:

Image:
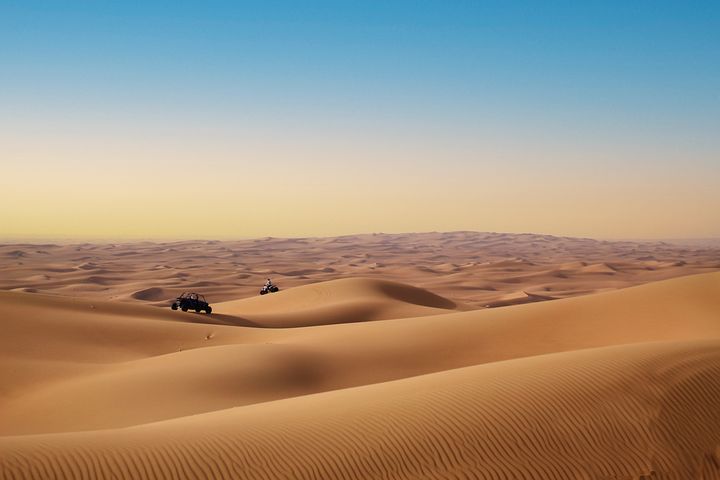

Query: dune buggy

[171,292,212,314]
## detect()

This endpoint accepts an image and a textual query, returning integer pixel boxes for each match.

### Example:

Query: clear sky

[1,1,719,240]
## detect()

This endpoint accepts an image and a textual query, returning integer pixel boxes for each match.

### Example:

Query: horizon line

[2,230,719,246]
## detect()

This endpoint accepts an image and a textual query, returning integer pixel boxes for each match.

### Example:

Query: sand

[2,232,719,309]
[1,232,720,479]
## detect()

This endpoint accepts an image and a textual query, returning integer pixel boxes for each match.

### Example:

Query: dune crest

[213,277,464,327]
[1,249,719,478]
[2,232,718,308]
[2,340,720,479]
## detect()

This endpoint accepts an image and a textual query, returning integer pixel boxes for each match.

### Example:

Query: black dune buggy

[171,292,212,314]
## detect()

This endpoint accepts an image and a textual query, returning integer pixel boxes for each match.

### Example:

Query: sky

[1,0,719,240]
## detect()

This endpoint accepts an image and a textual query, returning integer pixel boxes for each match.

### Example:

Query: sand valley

[1,232,719,479]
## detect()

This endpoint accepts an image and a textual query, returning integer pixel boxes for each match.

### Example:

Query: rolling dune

[213,277,467,327]
[1,269,720,478]
[2,232,719,308]
[2,340,720,479]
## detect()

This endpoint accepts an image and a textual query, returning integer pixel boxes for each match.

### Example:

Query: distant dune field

[1,233,720,479]
[1,232,719,308]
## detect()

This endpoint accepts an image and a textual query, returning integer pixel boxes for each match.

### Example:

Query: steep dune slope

[2,340,720,479]
[0,344,327,435]
[0,291,252,364]
[1,273,719,438]
[0,291,253,423]
[213,277,466,327]
[279,271,720,377]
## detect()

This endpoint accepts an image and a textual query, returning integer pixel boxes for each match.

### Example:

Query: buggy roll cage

[179,292,206,302]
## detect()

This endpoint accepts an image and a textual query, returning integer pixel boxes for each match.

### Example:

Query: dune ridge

[1,273,719,434]
[213,277,466,327]
[2,340,720,479]
[1,271,720,478]
[2,232,719,308]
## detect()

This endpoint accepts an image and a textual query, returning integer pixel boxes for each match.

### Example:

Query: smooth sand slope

[3,340,719,479]
[1,272,720,478]
[213,277,469,327]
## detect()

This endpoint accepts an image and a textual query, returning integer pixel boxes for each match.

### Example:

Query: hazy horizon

[2,230,720,247]
[2,1,719,239]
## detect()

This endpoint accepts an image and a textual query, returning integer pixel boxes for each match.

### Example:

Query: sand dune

[2,340,720,479]
[213,277,466,327]
[1,268,720,478]
[2,232,719,308]
[1,233,719,478]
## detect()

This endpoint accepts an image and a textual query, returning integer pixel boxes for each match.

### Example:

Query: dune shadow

[178,312,264,328]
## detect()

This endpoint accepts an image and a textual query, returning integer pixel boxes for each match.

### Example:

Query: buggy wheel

[195,307,201,313]
[181,306,188,312]
[171,303,178,310]
[205,306,212,314]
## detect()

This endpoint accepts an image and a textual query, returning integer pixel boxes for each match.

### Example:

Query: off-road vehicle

[171,292,212,314]
[260,282,280,295]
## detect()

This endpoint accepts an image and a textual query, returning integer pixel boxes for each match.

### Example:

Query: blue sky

[1,1,719,238]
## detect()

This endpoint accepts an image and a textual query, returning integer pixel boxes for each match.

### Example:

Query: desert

[3,1,720,478]
[1,232,720,478]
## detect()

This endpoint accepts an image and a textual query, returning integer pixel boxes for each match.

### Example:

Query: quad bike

[171,292,212,314]
[260,283,280,295]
